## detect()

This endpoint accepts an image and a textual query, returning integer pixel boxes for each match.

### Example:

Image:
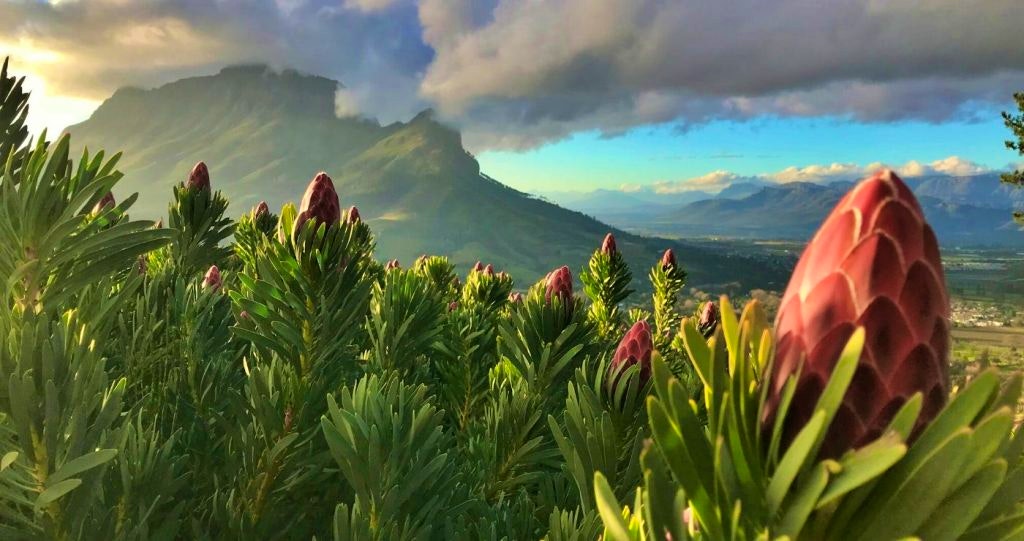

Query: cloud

[334,87,360,118]
[651,170,755,194]
[617,155,993,195]
[419,0,1024,149]
[4,0,1024,149]
[1,0,432,133]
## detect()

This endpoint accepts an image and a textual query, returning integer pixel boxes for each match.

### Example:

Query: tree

[1001,92,1024,221]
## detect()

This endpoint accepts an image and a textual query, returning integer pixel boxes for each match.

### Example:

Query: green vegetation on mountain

[66,65,787,288]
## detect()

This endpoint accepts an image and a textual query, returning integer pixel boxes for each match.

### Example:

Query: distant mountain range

[64,65,788,289]
[545,176,1024,247]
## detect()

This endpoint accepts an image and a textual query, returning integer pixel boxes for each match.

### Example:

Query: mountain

[613,182,1024,247]
[902,174,1024,210]
[64,65,788,289]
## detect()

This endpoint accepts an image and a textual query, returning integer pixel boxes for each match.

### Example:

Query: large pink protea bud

[483,264,495,276]
[92,192,115,214]
[472,261,484,273]
[545,265,573,308]
[294,172,340,234]
[606,320,654,402]
[253,201,269,217]
[186,162,211,191]
[661,249,677,271]
[203,265,222,292]
[601,233,617,255]
[764,170,950,458]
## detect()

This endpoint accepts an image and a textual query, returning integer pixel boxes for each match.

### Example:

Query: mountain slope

[65,65,788,288]
[619,182,1024,246]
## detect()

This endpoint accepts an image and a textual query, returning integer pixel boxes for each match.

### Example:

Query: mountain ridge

[65,64,789,289]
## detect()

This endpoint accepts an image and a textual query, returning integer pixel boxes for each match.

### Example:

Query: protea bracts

[660,249,676,271]
[385,259,400,271]
[472,261,484,273]
[294,172,340,236]
[186,161,211,191]
[253,201,269,218]
[92,192,115,214]
[545,265,574,310]
[346,206,361,223]
[203,265,222,292]
[601,233,617,255]
[697,301,718,338]
[764,169,950,457]
[483,264,495,276]
[508,291,523,304]
[606,320,653,396]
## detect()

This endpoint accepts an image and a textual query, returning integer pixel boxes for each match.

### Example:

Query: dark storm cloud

[4,0,1024,150]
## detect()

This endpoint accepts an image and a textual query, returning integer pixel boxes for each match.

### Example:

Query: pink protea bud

[609,320,654,388]
[186,161,211,191]
[448,301,459,312]
[544,265,573,308]
[601,233,617,255]
[239,310,250,321]
[661,249,676,271]
[483,264,495,276]
[508,291,523,304]
[697,301,719,338]
[385,259,400,271]
[203,265,222,292]
[92,192,115,214]
[253,201,269,217]
[347,206,361,224]
[294,172,340,234]
[472,261,484,273]
[764,170,950,458]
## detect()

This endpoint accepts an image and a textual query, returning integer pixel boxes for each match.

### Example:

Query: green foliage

[1003,92,1024,223]
[0,58,1021,541]
[580,245,633,340]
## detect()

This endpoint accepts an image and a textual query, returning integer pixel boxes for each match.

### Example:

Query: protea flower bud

[92,192,115,214]
[385,259,400,271]
[697,301,719,338]
[483,264,495,276]
[545,265,573,308]
[239,310,250,321]
[253,201,269,217]
[186,161,211,191]
[764,170,950,458]
[508,291,523,304]
[347,206,361,224]
[448,301,459,312]
[661,249,676,271]
[607,320,654,393]
[203,265,222,292]
[472,261,484,273]
[601,233,617,255]
[294,172,340,234]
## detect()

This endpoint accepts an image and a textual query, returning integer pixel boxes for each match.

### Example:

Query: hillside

[610,181,1024,246]
[65,65,788,289]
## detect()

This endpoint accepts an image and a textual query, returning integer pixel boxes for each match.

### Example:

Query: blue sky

[4,0,1024,194]
[478,113,1020,193]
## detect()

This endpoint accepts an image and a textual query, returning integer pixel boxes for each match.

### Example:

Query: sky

[3,0,1024,194]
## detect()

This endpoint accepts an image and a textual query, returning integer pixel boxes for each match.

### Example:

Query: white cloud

[616,155,993,196]
[651,170,748,194]
[333,86,360,117]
